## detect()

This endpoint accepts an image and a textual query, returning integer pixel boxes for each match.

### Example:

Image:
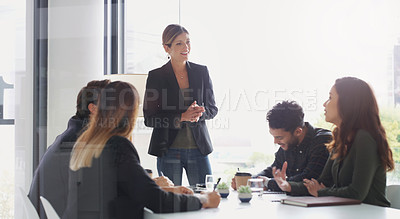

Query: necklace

[176,71,185,79]
[172,64,186,79]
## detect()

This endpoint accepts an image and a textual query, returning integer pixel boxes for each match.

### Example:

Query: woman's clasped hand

[181,101,205,123]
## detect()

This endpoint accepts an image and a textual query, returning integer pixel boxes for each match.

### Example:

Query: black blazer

[62,136,202,219]
[143,61,218,157]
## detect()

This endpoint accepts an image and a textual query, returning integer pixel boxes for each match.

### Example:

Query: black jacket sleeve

[197,66,217,122]
[115,137,202,213]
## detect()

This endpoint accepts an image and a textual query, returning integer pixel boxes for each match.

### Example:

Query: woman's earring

[166,53,171,60]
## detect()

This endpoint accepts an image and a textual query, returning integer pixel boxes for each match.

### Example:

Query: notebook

[280,196,361,207]
[264,190,286,194]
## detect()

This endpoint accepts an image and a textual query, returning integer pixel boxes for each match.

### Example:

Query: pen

[160,171,164,177]
[214,177,221,191]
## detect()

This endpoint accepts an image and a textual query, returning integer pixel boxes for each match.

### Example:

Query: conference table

[144,191,400,219]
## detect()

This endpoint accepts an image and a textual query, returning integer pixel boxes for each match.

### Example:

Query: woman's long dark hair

[326,77,394,171]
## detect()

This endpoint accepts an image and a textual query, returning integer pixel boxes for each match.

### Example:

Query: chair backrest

[17,187,40,219]
[40,196,60,219]
[387,185,400,209]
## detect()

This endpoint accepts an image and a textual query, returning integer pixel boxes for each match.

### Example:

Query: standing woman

[63,81,220,219]
[144,24,218,186]
[272,77,394,207]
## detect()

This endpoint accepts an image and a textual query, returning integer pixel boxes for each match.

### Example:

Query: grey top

[170,88,198,149]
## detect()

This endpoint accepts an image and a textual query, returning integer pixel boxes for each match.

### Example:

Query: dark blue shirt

[28,116,87,218]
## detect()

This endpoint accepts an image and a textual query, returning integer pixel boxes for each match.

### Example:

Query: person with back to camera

[231,101,332,192]
[28,80,173,218]
[63,81,220,219]
[272,77,394,207]
[28,79,110,218]
[144,24,218,186]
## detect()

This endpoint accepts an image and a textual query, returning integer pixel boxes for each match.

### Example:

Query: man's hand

[257,176,269,190]
[272,161,291,192]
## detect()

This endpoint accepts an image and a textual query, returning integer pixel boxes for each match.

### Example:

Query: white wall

[47,0,104,144]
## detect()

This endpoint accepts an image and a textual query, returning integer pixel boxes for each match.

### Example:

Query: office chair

[40,196,60,219]
[17,187,40,219]
[387,185,400,209]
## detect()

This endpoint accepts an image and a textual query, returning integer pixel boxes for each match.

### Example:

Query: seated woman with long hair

[272,77,394,207]
[63,81,220,219]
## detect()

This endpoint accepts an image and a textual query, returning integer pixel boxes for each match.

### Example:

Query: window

[0,0,25,217]
[4,1,108,218]
[124,0,180,74]
[124,0,400,184]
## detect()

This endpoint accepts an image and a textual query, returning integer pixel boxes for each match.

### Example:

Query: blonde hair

[70,81,139,171]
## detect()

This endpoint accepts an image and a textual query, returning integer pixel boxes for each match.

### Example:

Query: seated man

[232,101,332,191]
